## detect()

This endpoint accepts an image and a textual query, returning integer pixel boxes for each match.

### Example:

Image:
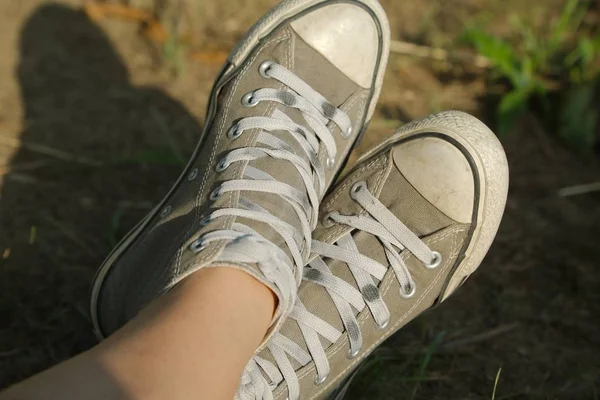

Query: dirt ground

[0,1,599,399]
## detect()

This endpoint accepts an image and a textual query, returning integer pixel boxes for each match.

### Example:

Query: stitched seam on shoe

[173,32,291,276]
[339,90,368,115]
[334,91,367,169]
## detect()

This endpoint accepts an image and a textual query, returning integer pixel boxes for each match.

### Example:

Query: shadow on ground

[0,4,201,386]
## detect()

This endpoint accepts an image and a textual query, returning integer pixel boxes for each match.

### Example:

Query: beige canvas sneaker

[236,111,509,400]
[90,0,390,338]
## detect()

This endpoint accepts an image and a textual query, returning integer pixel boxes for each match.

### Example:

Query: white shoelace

[189,61,351,318]
[236,181,441,400]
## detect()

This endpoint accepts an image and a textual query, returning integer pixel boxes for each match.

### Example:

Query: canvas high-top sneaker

[90,0,390,340]
[237,111,509,400]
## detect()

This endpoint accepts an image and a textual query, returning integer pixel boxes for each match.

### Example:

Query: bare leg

[0,268,276,400]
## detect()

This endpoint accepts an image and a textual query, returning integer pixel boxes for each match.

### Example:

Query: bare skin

[0,267,276,400]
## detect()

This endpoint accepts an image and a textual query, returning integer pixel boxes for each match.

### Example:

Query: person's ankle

[93,267,278,400]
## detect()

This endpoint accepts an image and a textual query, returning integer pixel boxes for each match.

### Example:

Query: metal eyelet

[342,126,353,139]
[424,251,442,269]
[347,347,360,359]
[227,124,243,139]
[350,181,367,199]
[215,158,230,172]
[326,156,335,170]
[200,215,212,226]
[160,205,172,217]
[259,61,274,78]
[189,238,205,253]
[187,168,198,181]
[209,187,222,201]
[322,212,337,228]
[314,373,328,386]
[400,282,417,299]
[376,318,390,331]
[241,91,259,107]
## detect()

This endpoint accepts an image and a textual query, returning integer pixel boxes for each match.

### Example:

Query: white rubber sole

[89,0,391,339]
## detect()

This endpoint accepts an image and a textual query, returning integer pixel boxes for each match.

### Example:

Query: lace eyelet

[215,158,230,172]
[209,187,222,201]
[376,318,390,331]
[227,124,243,139]
[259,61,275,78]
[241,91,259,107]
[187,168,198,181]
[189,238,205,253]
[326,156,335,170]
[400,282,417,299]
[160,205,172,217]
[424,251,442,269]
[322,212,337,228]
[314,374,328,386]
[347,347,360,359]
[350,181,367,199]
[342,126,353,139]
[200,215,213,226]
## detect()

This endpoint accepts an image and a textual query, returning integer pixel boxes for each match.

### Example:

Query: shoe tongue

[291,31,358,107]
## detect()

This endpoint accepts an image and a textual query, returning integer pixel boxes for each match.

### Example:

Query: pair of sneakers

[90,1,509,399]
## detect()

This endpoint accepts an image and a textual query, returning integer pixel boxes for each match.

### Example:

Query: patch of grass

[492,367,502,400]
[351,347,415,394]
[29,226,37,245]
[108,207,125,247]
[558,83,599,155]
[463,0,600,154]
[347,329,447,398]
[409,331,445,400]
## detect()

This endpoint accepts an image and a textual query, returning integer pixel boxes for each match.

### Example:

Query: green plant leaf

[108,208,125,247]
[551,0,585,49]
[559,85,599,154]
[462,27,520,85]
[499,88,529,114]
[498,89,530,134]
[592,36,600,52]
[578,37,596,65]
[519,57,535,87]
[510,15,539,60]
